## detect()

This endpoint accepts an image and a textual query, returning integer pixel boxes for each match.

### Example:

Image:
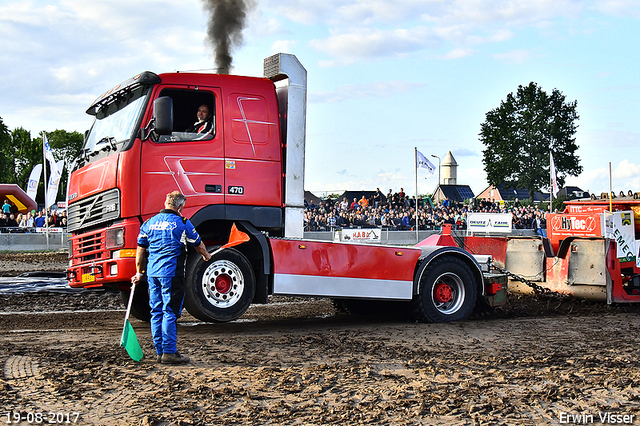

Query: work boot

[156,354,163,363]
[161,352,190,364]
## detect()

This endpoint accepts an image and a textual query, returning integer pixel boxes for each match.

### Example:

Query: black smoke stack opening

[202,0,253,74]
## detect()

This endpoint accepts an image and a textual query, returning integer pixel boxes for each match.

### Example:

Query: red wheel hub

[215,275,232,294]
[434,282,453,303]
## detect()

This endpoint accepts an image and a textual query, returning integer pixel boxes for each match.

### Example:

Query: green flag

[120,319,143,362]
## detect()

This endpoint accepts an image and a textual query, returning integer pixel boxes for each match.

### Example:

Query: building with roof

[476,183,547,202]
[557,186,590,200]
[431,184,475,203]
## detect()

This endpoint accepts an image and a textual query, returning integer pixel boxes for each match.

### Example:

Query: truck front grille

[73,229,106,263]
[67,188,120,233]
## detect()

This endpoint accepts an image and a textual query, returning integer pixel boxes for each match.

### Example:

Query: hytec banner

[548,209,639,265]
[340,228,382,243]
[466,213,512,234]
[26,164,42,202]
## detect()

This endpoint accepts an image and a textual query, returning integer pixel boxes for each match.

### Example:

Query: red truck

[66,53,506,323]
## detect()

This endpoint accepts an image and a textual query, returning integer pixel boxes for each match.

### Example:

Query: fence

[0,228,68,251]
[0,228,538,252]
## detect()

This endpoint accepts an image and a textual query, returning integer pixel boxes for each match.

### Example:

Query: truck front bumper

[67,219,140,290]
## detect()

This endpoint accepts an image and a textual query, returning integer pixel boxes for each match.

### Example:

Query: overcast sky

[1,0,639,197]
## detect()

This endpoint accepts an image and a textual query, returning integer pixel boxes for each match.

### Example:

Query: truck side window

[156,88,216,142]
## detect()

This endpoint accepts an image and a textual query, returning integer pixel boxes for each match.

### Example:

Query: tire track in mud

[3,353,153,425]
[2,297,640,425]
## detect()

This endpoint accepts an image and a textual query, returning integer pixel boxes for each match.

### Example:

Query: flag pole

[609,162,613,212]
[42,132,49,249]
[549,150,554,213]
[414,147,419,243]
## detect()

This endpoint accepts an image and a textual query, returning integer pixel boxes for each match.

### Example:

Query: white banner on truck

[466,213,512,235]
[602,211,636,264]
[341,228,381,243]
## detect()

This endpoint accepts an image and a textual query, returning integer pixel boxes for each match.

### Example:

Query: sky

[1,0,639,199]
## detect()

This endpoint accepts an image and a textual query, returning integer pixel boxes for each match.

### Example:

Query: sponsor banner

[602,211,636,263]
[340,228,381,243]
[548,212,601,239]
[566,204,608,214]
[466,213,512,234]
[26,164,42,202]
[34,227,64,233]
[45,160,64,208]
[549,210,636,264]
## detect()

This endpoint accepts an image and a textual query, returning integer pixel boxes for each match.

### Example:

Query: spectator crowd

[1,190,550,235]
[1,198,67,232]
[304,188,548,233]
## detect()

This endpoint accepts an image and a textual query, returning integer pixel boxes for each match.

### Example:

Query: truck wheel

[120,280,151,322]
[184,248,255,322]
[411,256,477,323]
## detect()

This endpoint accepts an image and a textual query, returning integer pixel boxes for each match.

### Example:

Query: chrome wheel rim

[201,260,244,308]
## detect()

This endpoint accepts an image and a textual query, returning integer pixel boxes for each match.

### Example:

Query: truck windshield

[81,85,149,165]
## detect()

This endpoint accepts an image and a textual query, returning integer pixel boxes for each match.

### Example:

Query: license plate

[82,273,96,283]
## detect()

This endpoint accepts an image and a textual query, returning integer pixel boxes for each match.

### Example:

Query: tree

[0,116,84,205]
[10,128,41,189]
[0,118,12,180]
[44,130,84,203]
[45,129,84,171]
[480,82,582,201]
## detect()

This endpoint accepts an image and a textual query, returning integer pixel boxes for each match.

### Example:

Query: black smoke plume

[202,0,253,74]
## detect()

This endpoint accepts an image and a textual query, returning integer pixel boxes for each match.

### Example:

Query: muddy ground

[1,252,640,425]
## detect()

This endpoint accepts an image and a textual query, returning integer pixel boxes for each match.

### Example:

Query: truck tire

[184,248,255,322]
[120,280,151,322]
[411,256,477,323]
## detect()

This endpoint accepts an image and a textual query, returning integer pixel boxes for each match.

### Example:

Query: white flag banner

[550,152,559,197]
[26,164,42,202]
[46,160,64,208]
[417,150,436,174]
[43,134,61,178]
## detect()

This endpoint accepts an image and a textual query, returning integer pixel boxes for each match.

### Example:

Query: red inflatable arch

[0,184,37,214]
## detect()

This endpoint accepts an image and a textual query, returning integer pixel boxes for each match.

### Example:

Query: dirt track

[1,253,640,425]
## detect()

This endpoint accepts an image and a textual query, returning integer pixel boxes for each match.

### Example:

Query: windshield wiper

[96,136,118,152]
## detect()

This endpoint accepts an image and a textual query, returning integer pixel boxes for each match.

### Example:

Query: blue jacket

[137,209,202,277]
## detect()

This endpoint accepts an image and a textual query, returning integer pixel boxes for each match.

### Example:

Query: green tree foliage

[0,118,12,179]
[45,129,84,202]
[0,116,83,205]
[480,82,583,201]
[11,128,41,188]
[46,129,84,170]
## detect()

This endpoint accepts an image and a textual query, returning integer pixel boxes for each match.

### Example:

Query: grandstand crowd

[304,188,548,233]
[1,198,66,232]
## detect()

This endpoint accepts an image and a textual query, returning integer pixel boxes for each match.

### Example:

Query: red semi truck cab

[67,53,504,324]
[67,55,305,294]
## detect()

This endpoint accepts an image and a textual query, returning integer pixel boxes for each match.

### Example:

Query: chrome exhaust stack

[264,53,307,238]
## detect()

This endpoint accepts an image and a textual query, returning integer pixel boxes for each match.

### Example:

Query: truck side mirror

[153,97,174,135]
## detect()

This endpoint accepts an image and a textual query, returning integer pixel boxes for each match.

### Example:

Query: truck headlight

[106,227,125,249]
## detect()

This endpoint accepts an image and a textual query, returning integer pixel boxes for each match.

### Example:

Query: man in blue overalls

[132,191,211,364]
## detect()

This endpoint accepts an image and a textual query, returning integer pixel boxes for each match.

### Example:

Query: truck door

[223,91,282,208]
[140,87,223,216]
